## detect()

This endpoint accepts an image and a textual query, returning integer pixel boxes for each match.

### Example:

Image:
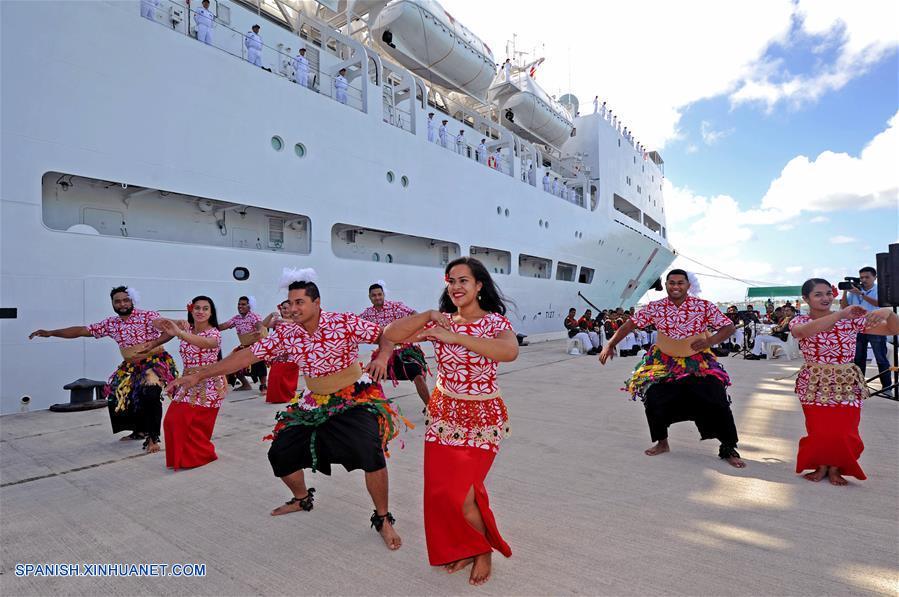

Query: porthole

[294,143,306,157]
[401,175,409,187]
[271,136,284,151]
[233,267,250,281]
[386,171,395,183]
[386,254,393,263]
[545,221,550,229]
[539,219,543,226]
[497,206,502,215]
[372,252,380,262]
[504,209,510,217]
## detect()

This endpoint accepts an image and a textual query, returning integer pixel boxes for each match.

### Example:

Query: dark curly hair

[438,257,511,315]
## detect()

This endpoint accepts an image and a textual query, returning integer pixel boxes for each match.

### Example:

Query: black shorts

[391,352,423,381]
[267,407,386,477]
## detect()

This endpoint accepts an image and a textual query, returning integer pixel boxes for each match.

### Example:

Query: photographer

[839,266,890,388]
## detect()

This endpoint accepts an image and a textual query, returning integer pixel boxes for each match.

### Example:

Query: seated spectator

[565,308,597,355]
[577,309,602,354]
[747,304,796,359]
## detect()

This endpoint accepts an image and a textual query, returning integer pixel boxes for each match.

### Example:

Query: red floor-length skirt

[266,362,300,404]
[797,404,865,480]
[163,401,220,470]
[424,442,512,566]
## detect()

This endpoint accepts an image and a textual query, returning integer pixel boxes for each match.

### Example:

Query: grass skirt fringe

[625,346,730,402]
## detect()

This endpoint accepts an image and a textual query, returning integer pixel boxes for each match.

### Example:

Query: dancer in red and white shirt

[261,300,300,403]
[29,286,178,453]
[790,278,898,485]
[384,257,519,586]
[599,269,744,468]
[167,268,407,551]
[360,282,431,406]
[219,296,267,392]
[139,295,225,470]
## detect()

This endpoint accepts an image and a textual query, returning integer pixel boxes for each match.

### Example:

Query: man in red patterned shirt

[168,273,408,551]
[219,296,267,392]
[360,283,431,406]
[598,270,745,468]
[29,286,178,452]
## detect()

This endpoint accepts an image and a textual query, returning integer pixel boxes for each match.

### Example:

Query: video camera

[837,276,863,291]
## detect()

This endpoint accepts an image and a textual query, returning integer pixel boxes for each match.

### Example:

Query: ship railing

[142,0,365,112]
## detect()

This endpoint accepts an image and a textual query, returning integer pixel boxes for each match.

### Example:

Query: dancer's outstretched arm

[28,325,92,339]
[415,325,518,362]
[598,320,637,364]
[863,307,899,336]
[791,306,866,339]
[383,310,449,344]
[167,347,258,393]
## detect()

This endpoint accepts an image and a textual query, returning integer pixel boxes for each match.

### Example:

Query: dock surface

[2,341,897,596]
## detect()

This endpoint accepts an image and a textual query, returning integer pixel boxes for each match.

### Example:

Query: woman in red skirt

[385,257,519,586]
[263,301,300,403]
[790,279,898,485]
[156,296,227,470]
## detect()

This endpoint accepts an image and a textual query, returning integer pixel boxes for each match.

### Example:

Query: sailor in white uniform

[438,120,448,148]
[491,148,502,170]
[527,162,536,186]
[334,68,348,104]
[476,139,487,164]
[293,48,309,87]
[245,25,262,67]
[455,130,465,155]
[141,0,159,20]
[542,172,551,192]
[601,101,607,117]
[427,113,436,143]
[195,0,214,45]
[503,59,512,82]
[593,96,599,114]
[551,177,559,196]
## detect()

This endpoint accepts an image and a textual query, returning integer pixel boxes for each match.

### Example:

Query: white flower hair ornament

[247,295,258,311]
[125,287,141,307]
[376,279,388,296]
[686,271,702,296]
[279,267,319,290]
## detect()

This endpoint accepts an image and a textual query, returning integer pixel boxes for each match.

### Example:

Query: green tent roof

[746,286,803,299]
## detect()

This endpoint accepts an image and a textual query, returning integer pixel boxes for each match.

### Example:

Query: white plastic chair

[767,335,800,361]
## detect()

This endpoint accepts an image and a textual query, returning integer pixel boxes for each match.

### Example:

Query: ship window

[271,136,284,151]
[401,175,409,188]
[332,223,460,268]
[556,262,576,282]
[504,209,510,217]
[386,171,395,183]
[578,267,595,284]
[496,206,502,215]
[294,143,306,158]
[233,267,250,281]
[41,172,311,255]
[519,254,552,279]
[470,246,511,275]
[613,193,641,224]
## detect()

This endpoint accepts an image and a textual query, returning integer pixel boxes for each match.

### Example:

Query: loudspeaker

[876,243,899,307]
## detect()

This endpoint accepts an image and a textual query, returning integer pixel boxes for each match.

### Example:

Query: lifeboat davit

[370,0,496,102]
[488,70,574,148]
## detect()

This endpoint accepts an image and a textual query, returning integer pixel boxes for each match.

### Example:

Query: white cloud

[830,235,858,244]
[745,110,899,222]
[700,121,734,145]
[776,224,795,231]
[810,215,830,223]
[731,1,899,110]
[686,144,699,154]
[786,266,803,273]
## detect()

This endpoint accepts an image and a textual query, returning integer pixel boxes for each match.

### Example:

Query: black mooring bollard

[50,379,108,412]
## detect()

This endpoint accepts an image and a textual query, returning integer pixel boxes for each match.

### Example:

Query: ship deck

[2,341,897,596]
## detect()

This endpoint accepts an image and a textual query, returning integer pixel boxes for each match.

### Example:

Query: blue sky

[442,0,899,301]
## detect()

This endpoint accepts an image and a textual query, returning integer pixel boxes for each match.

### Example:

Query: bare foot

[378,519,402,551]
[725,455,746,468]
[145,440,161,454]
[827,467,848,486]
[270,492,313,516]
[444,558,474,574]
[469,552,492,586]
[803,466,827,482]
[645,439,670,456]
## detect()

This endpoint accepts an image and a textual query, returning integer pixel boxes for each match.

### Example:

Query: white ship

[0,0,674,414]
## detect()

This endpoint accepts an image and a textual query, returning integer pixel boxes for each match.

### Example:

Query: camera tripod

[731,320,759,359]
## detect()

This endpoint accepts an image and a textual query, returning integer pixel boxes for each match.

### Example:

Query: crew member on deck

[593,95,599,113]
[456,130,465,155]
[477,139,487,164]
[245,25,262,67]
[292,48,309,87]
[334,68,349,104]
[503,58,512,82]
[195,0,214,45]
[542,172,551,192]
[598,269,745,468]
[439,120,449,148]
[427,113,436,143]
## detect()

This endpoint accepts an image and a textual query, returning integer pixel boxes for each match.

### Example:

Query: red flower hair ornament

[186,303,194,313]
